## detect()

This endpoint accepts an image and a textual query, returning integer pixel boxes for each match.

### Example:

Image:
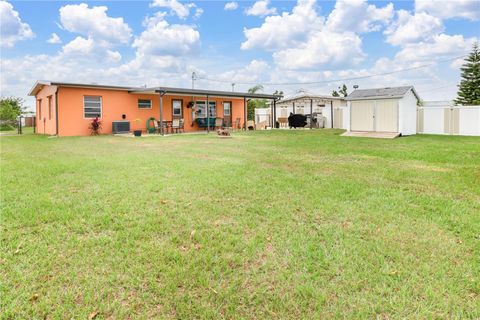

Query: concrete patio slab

[341,131,400,139]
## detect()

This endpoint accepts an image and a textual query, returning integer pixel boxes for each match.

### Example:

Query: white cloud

[59,3,132,45]
[245,0,277,17]
[242,0,366,70]
[395,34,477,62]
[241,0,322,51]
[62,36,94,55]
[0,0,34,47]
[415,0,480,20]
[217,59,270,83]
[133,13,200,56]
[273,31,365,69]
[224,2,238,11]
[194,8,203,19]
[325,0,394,33]
[385,10,443,46]
[150,0,196,19]
[47,33,62,44]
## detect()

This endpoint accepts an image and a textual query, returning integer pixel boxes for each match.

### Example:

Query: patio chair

[171,119,180,133]
[215,118,223,130]
[234,117,241,130]
[246,120,255,130]
[278,117,288,128]
[156,120,169,134]
[178,118,185,133]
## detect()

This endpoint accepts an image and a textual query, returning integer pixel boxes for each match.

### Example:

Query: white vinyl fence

[417,106,480,136]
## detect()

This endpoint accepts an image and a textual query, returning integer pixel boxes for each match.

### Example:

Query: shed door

[375,100,398,132]
[351,100,374,131]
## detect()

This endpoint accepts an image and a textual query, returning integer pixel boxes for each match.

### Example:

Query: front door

[223,101,232,127]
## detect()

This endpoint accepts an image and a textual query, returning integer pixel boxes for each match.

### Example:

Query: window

[37,99,42,119]
[84,96,102,118]
[223,102,231,116]
[172,99,182,117]
[195,101,216,118]
[138,99,152,109]
[48,96,52,120]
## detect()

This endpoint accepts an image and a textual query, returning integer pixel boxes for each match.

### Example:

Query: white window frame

[138,99,152,109]
[83,96,102,119]
[223,101,231,116]
[172,99,183,117]
[195,101,216,118]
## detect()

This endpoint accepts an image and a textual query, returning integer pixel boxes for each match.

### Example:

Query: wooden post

[244,97,247,130]
[206,95,210,133]
[159,92,164,135]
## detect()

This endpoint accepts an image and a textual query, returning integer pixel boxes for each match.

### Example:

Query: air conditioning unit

[112,121,130,134]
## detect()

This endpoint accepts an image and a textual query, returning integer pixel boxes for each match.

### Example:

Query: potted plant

[89,117,102,135]
[133,118,142,137]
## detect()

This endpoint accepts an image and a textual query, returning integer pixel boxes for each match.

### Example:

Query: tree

[0,97,24,123]
[454,42,480,105]
[332,84,348,97]
[247,85,267,120]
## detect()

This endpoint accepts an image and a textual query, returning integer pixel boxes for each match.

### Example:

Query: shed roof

[345,86,419,101]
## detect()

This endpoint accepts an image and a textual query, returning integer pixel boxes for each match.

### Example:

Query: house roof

[345,86,419,101]
[28,81,282,100]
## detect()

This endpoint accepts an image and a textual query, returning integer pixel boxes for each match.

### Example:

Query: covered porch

[129,87,282,135]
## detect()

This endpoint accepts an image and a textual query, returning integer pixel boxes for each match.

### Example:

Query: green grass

[1,130,479,319]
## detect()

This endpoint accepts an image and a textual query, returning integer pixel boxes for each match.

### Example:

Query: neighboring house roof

[278,94,345,104]
[28,80,282,100]
[345,86,420,101]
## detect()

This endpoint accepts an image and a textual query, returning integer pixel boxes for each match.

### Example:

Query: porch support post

[159,91,165,135]
[293,102,295,114]
[273,99,277,128]
[270,100,274,128]
[206,95,210,133]
[244,97,247,130]
[331,100,334,128]
[310,99,313,129]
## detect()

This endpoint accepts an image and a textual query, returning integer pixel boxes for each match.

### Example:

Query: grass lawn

[1,130,479,319]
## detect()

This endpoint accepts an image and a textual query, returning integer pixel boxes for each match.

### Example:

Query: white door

[351,100,398,132]
[375,99,398,132]
[351,100,374,131]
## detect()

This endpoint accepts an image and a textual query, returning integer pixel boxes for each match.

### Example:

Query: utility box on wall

[112,121,130,134]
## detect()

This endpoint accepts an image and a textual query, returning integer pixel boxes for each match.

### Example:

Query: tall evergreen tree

[454,42,480,105]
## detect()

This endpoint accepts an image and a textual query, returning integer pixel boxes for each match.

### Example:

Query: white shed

[345,86,420,136]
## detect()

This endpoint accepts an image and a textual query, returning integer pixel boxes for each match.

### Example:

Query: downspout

[273,99,276,128]
[55,86,59,136]
[292,102,295,114]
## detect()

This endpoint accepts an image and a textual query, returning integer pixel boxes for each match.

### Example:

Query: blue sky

[1,0,479,109]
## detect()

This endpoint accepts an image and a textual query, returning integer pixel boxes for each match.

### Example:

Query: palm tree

[247,85,266,120]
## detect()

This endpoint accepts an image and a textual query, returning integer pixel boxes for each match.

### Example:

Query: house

[345,86,420,136]
[265,92,347,128]
[28,81,281,137]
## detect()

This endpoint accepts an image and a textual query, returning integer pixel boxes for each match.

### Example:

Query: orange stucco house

[28,81,280,137]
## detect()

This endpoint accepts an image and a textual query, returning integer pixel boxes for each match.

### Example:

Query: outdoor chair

[234,117,241,130]
[278,117,288,128]
[171,119,180,133]
[178,118,185,133]
[156,120,169,134]
[215,118,223,130]
[246,120,255,130]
